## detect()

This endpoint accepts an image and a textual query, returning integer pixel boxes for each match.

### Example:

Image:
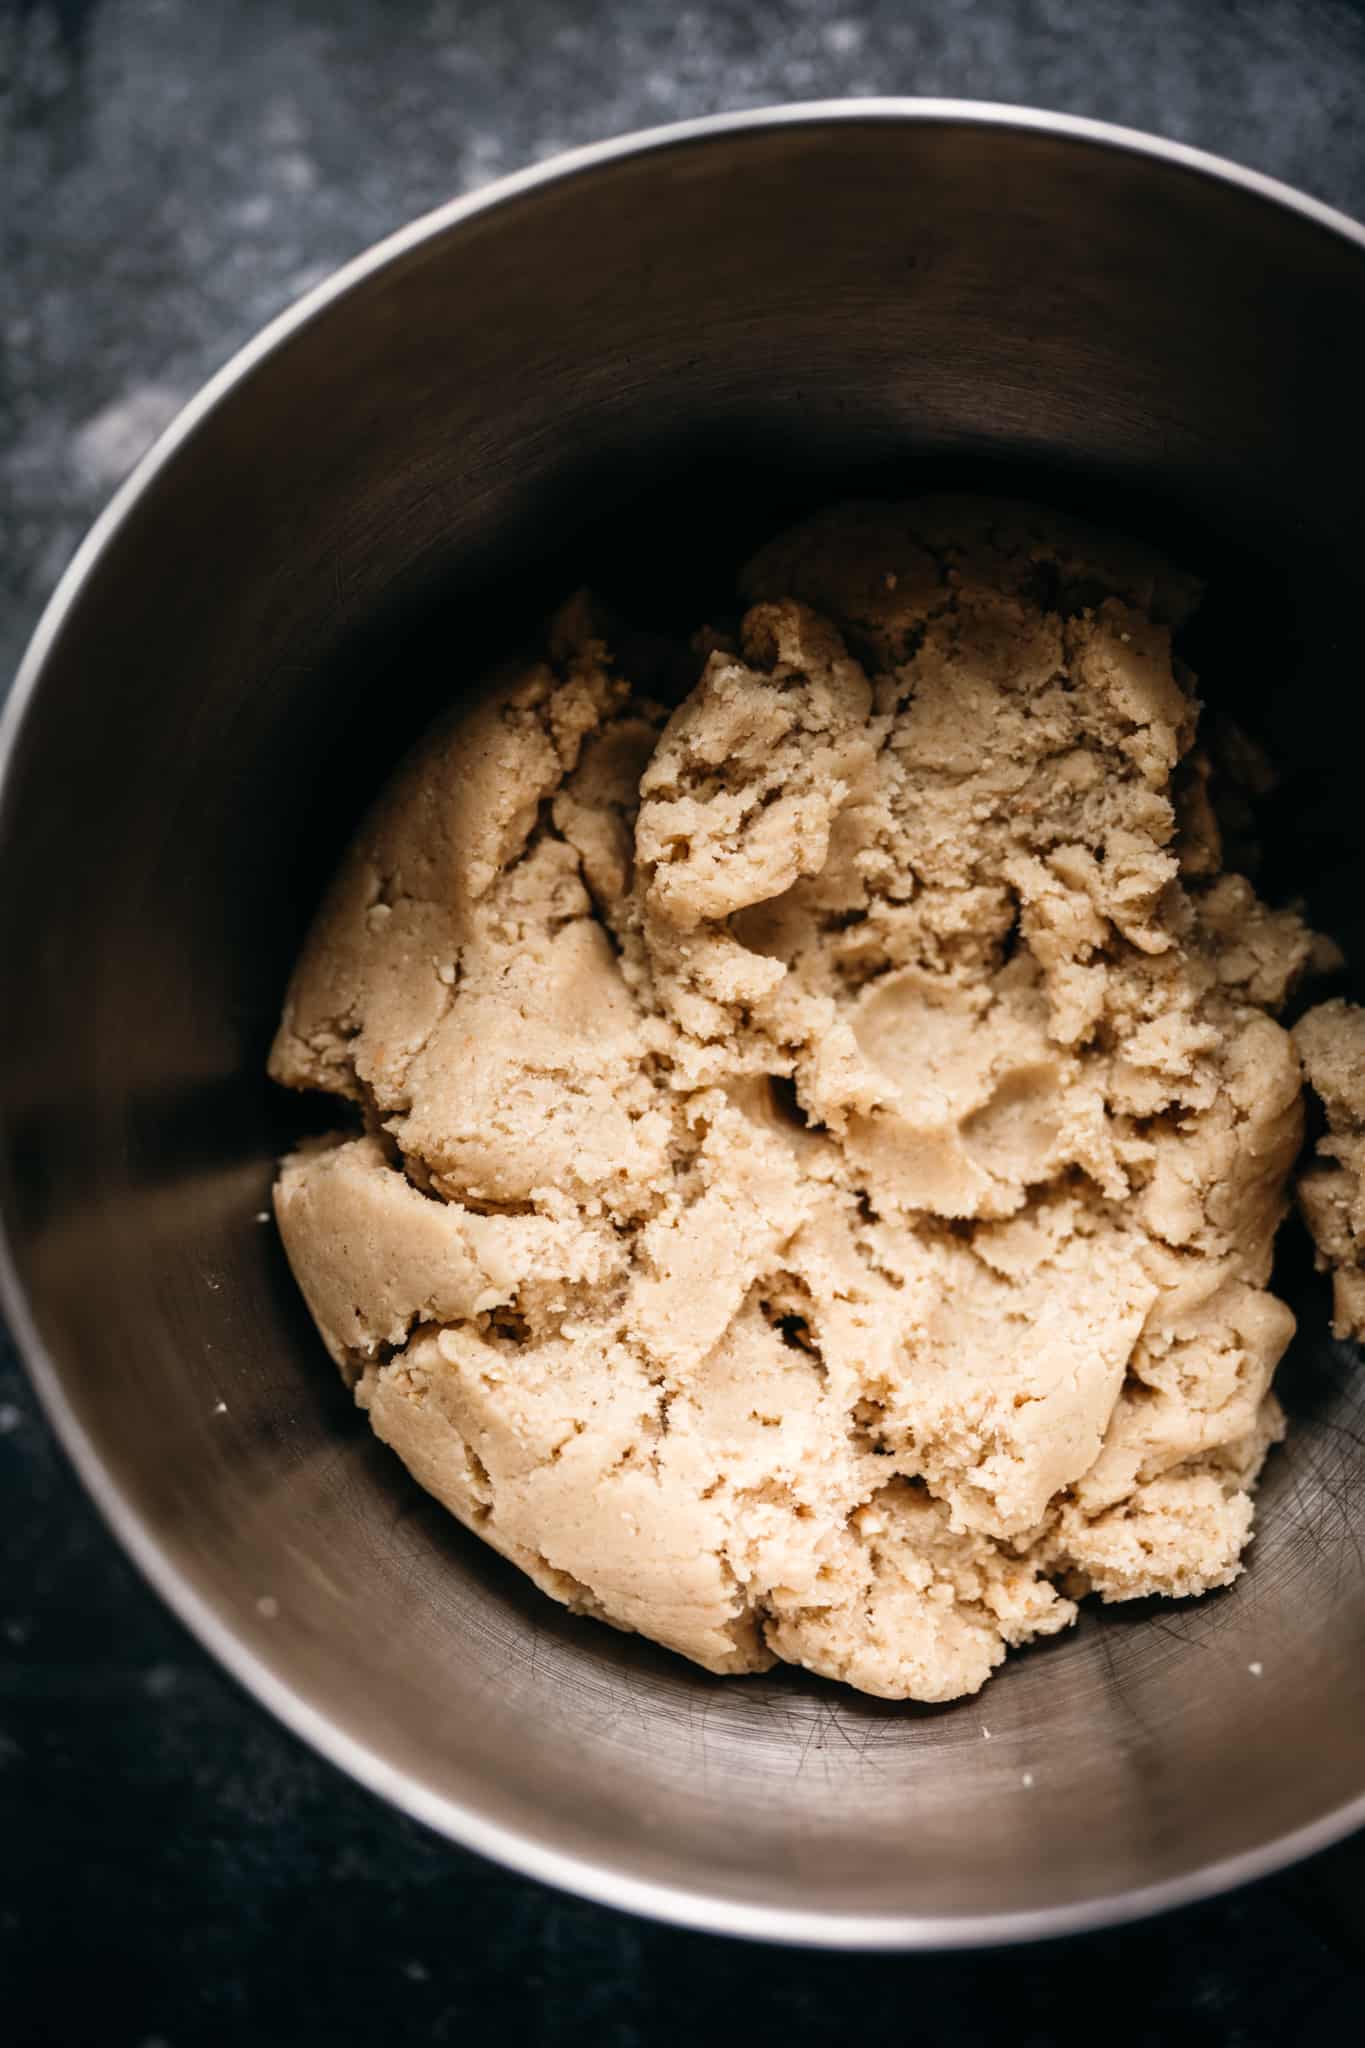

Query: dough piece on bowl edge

[1294,999,1365,1340]
[268,502,1353,1704]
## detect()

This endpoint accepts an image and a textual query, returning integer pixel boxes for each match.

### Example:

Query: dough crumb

[1294,999,1365,1339]
[269,497,1350,1703]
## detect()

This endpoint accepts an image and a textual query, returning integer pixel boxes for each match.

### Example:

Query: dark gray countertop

[4,2,1365,2041]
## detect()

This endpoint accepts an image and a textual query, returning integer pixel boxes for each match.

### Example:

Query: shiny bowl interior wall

[3,106,1365,1947]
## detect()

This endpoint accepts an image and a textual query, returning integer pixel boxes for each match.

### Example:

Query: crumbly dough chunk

[1295,998,1365,1339]
[270,499,1333,1702]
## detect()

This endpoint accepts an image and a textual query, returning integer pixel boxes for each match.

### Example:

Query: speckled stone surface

[4,1,1365,2041]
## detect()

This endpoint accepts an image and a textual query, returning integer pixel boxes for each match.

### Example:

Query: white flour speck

[287,260,335,298]
[822,20,865,56]
[273,150,318,195]
[1021,1771,1035,1788]
[232,193,275,230]
[257,1595,280,1620]
[72,383,187,488]
[1248,1661,1263,1677]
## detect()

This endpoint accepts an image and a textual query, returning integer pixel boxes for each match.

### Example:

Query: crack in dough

[269,498,1356,1702]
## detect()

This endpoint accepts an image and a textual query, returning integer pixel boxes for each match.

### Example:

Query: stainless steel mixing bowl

[3,102,1365,1949]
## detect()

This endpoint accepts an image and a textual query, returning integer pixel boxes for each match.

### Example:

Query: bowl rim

[4,97,1365,1951]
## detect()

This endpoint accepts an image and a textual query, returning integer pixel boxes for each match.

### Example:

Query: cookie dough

[1294,999,1365,1340]
[269,498,1339,1702]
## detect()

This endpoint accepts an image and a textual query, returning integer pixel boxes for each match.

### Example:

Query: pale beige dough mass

[269,497,1362,1702]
